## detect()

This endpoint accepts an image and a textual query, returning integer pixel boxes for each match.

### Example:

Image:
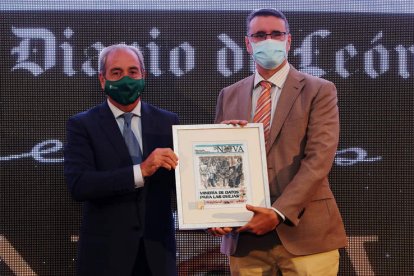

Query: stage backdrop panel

[1,1,413,275]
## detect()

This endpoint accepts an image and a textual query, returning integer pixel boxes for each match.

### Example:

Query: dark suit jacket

[215,66,347,256]
[64,100,179,276]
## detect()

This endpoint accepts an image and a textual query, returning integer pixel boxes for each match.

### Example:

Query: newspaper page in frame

[173,124,270,229]
[194,142,250,210]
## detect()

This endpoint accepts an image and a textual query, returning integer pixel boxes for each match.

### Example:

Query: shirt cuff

[270,207,285,222]
[133,164,145,188]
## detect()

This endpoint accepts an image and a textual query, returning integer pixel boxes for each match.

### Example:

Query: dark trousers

[131,239,152,276]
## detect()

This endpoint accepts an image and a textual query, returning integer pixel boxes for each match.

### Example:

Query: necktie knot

[123,113,134,127]
[260,80,272,90]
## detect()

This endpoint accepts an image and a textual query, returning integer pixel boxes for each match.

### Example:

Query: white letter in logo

[217,34,243,77]
[11,27,56,76]
[294,30,330,77]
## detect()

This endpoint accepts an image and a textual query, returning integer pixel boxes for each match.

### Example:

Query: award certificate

[173,124,270,229]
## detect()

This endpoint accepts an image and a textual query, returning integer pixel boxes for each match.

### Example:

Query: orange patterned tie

[253,81,272,144]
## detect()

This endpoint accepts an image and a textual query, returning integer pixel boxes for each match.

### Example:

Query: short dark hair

[246,8,290,35]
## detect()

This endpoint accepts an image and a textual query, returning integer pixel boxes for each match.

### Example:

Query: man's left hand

[237,204,280,235]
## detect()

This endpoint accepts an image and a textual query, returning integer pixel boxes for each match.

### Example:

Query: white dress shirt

[107,99,144,188]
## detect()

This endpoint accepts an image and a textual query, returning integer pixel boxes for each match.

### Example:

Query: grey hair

[98,44,145,76]
[246,8,290,35]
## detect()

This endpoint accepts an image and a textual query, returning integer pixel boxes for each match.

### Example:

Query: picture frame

[173,123,270,230]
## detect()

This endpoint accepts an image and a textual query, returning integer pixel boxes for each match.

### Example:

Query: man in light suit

[209,9,347,275]
[64,44,179,276]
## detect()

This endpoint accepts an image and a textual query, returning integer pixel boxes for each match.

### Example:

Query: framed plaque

[172,123,270,230]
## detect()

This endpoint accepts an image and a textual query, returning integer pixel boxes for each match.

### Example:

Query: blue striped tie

[122,113,142,164]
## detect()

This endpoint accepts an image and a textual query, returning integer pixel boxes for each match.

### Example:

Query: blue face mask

[250,39,287,70]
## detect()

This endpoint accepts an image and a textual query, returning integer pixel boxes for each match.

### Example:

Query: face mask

[250,39,287,70]
[104,76,145,105]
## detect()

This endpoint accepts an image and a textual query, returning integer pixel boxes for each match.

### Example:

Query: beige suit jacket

[215,66,347,256]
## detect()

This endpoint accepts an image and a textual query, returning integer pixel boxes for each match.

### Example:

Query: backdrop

[1,1,413,275]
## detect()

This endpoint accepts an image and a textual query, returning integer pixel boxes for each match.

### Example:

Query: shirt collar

[254,62,290,89]
[107,98,141,119]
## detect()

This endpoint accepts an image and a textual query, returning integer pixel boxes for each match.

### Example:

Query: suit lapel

[238,75,255,121]
[267,67,304,153]
[140,102,151,159]
[98,101,131,161]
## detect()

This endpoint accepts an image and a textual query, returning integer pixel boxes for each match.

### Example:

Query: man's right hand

[140,148,178,177]
[207,227,234,237]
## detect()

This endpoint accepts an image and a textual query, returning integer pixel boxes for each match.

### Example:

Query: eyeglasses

[248,31,288,42]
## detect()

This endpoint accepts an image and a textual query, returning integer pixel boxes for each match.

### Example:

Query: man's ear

[245,36,253,55]
[98,72,105,90]
[286,33,292,53]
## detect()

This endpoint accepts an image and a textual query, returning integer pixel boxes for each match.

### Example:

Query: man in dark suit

[209,9,347,275]
[64,44,179,276]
